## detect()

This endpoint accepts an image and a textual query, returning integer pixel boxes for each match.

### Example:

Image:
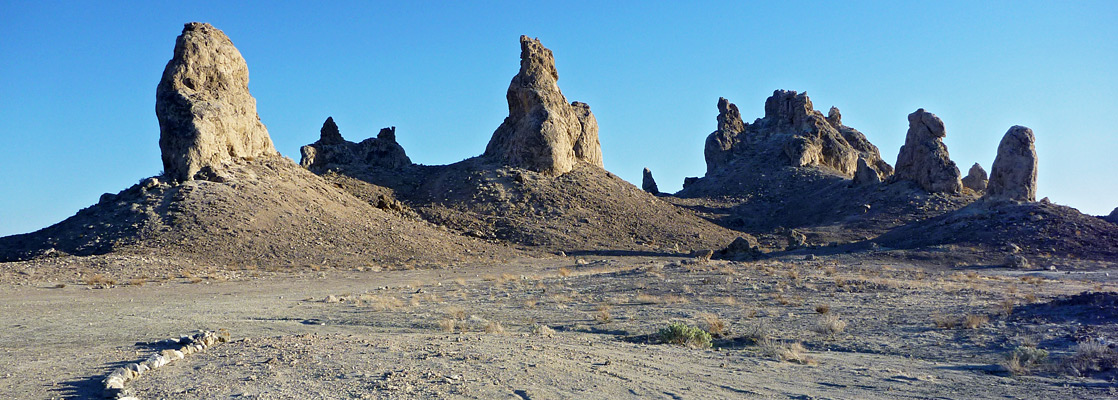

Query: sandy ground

[1,255,1116,399]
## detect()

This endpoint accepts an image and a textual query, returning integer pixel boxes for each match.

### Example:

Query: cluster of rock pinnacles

[156,22,1039,207]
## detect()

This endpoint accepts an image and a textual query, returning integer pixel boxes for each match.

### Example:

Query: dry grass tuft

[963,314,989,329]
[760,339,815,365]
[813,314,847,339]
[531,324,555,337]
[1064,341,1118,376]
[557,267,572,277]
[698,313,728,338]
[998,298,1015,316]
[361,295,404,311]
[128,278,146,287]
[83,274,116,286]
[740,320,771,343]
[814,304,831,314]
[594,304,612,323]
[484,320,505,334]
[438,318,457,333]
[933,314,958,329]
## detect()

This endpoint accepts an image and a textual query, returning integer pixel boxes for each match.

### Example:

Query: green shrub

[659,323,713,348]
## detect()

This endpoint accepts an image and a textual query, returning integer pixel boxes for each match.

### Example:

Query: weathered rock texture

[642,168,659,194]
[985,126,1037,201]
[852,157,882,186]
[483,36,603,176]
[156,22,277,182]
[299,117,412,173]
[891,109,962,193]
[962,163,988,193]
[702,91,891,178]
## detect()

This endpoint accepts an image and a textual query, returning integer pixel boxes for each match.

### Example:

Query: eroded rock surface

[852,157,882,186]
[642,168,659,194]
[702,91,891,178]
[962,163,988,193]
[1105,207,1118,224]
[891,109,962,193]
[300,117,412,173]
[985,126,1037,201]
[483,36,602,176]
[157,22,277,182]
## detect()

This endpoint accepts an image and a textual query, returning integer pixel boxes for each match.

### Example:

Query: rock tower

[157,22,277,182]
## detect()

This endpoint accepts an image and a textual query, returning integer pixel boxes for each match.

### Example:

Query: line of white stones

[102,329,230,399]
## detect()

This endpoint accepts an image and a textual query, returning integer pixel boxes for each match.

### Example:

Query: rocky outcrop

[962,163,988,193]
[985,126,1037,201]
[483,36,603,176]
[891,109,962,193]
[714,235,761,261]
[156,22,277,182]
[704,97,745,174]
[702,91,891,178]
[852,157,882,186]
[300,117,411,173]
[642,168,659,194]
[1105,207,1118,224]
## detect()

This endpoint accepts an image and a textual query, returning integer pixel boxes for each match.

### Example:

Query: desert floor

[2,254,1116,399]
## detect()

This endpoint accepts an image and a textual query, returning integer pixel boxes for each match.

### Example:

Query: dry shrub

[1064,341,1118,377]
[188,277,204,284]
[814,314,847,338]
[438,318,457,333]
[963,314,989,329]
[740,320,771,343]
[558,267,572,277]
[444,306,467,320]
[484,320,505,334]
[998,298,1015,316]
[83,274,116,286]
[710,296,738,306]
[362,295,404,311]
[698,313,728,338]
[814,304,831,314]
[594,305,612,323]
[933,314,958,329]
[1024,292,1038,304]
[1002,346,1049,376]
[760,339,814,365]
[523,298,538,309]
[54,283,67,289]
[531,324,555,337]
[634,293,659,304]
[128,278,146,287]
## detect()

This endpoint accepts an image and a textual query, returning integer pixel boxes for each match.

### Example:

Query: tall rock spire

[483,36,603,176]
[156,22,277,182]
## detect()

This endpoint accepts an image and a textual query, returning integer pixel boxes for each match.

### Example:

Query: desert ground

[2,251,1116,399]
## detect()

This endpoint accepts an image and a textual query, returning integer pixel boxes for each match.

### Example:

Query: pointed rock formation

[985,125,1037,201]
[156,22,277,182]
[318,116,345,145]
[962,163,988,193]
[891,109,962,193]
[300,117,412,173]
[483,36,603,176]
[702,91,891,178]
[852,157,882,186]
[704,97,745,174]
[642,168,659,194]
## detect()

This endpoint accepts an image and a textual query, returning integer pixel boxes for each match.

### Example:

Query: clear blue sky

[2,1,1116,236]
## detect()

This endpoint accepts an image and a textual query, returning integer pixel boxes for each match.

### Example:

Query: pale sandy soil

[1,254,1116,399]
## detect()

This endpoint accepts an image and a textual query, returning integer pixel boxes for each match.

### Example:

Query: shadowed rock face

[1106,208,1118,224]
[642,168,659,194]
[299,117,411,173]
[985,125,1037,201]
[702,91,891,179]
[962,163,988,193]
[483,36,603,176]
[157,22,277,182]
[891,109,962,194]
[852,157,882,186]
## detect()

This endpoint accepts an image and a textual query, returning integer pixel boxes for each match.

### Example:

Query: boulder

[985,126,1037,201]
[642,168,659,194]
[702,91,891,178]
[962,163,988,193]
[483,36,603,176]
[852,157,882,186]
[714,235,761,261]
[157,22,278,182]
[300,118,412,173]
[891,109,962,193]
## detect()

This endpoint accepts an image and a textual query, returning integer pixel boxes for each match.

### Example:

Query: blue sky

[1,1,1116,236]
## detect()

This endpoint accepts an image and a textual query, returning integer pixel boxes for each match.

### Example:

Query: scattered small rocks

[102,329,230,399]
